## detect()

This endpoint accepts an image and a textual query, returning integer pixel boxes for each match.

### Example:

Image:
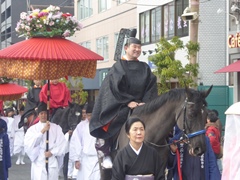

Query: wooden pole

[190,0,199,89]
[46,80,50,175]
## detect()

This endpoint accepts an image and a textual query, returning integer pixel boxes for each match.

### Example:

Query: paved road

[9,154,31,180]
[8,155,68,180]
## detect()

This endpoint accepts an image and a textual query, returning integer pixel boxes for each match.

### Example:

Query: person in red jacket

[39,79,72,119]
[205,111,221,158]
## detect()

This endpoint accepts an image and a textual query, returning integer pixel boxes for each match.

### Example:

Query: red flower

[62,13,72,18]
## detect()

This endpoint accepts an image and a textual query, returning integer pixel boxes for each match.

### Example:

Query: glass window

[80,41,91,50]
[164,2,174,39]
[78,0,93,20]
[1,11,5,23]
[151,7,162,42]
[96,36,109,60]
[176,0,189,37]
[98,0,111,13]
[6,27,11,39]
[6,7,11,19]
[140,11,150,44]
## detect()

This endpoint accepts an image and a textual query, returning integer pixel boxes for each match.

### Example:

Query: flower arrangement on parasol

[0,77,13,84]
[15,5,83,38]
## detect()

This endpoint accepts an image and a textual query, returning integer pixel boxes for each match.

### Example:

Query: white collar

[129,142,143,155]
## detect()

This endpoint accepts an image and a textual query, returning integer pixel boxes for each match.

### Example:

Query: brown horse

[100,86,212,180]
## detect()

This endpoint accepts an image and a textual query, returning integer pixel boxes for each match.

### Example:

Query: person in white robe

[13,105,25,165]
[3,106,15,157]
[24,102,67,180]
[69,102,100,180]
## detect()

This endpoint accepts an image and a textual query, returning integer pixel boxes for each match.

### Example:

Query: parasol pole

[46,80,50,175]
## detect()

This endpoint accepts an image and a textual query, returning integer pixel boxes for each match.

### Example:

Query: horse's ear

[202,85,213,98]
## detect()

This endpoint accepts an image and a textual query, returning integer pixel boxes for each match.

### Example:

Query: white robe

[24,121,67,180]
[69,120,100,180]
[13,115,25,154]
[1,116,15,156]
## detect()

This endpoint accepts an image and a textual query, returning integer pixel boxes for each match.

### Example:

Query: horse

[101,86,212,180]
[20,102,82,134]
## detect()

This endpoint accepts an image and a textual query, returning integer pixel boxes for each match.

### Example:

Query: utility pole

[190,0,199,88]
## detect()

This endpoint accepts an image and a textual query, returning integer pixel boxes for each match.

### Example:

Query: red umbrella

[215,60,240,73]
[0,37,103,79]
[0,83,28,101]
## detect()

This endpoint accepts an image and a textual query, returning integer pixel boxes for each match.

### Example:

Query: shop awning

[215,60,240,73]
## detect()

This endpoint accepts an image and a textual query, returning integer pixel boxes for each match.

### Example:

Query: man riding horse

[90,33,158,170]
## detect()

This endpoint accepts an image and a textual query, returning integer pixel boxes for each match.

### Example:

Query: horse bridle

[145,97,206,148]
[176,97,206,144]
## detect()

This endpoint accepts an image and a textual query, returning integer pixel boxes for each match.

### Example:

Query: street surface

[8,155,69,180]
[9,154,31,180]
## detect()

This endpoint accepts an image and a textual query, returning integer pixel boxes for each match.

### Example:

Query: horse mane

[133,88,208,116]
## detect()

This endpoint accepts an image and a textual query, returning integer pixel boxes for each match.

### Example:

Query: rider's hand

[128,101,139,109]
[75,161,80,169]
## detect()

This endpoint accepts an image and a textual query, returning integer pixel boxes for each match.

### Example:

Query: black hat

[126,37,141,45]
[4,107,15,115]
[19,105,25,111]
[86,102,94,114]
[37,102,47,114]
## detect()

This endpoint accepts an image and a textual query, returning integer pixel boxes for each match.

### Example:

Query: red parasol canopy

[0,37,103,80]
[0,83,28,101]
[215,60,240,73]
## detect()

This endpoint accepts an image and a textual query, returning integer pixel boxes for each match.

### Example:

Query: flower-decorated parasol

[0,5,103,173]
[0,5,103,80]
[0,37,102,79]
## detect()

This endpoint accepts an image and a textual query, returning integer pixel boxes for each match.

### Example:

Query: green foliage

[60,77,88,105]
[149,36,200,94]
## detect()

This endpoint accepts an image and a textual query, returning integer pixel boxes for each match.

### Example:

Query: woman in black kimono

[111,117,162,180]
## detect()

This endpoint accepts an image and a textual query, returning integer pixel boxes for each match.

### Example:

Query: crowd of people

[0,37,224,180]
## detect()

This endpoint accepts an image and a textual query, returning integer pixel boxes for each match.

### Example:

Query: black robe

[19,87,41,128]
[111,143,163,180]
[0,132,11,180]
[90,60,158,139]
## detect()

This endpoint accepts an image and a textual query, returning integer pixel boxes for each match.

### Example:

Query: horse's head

[177,85,213,156]
[67,102,82,130]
